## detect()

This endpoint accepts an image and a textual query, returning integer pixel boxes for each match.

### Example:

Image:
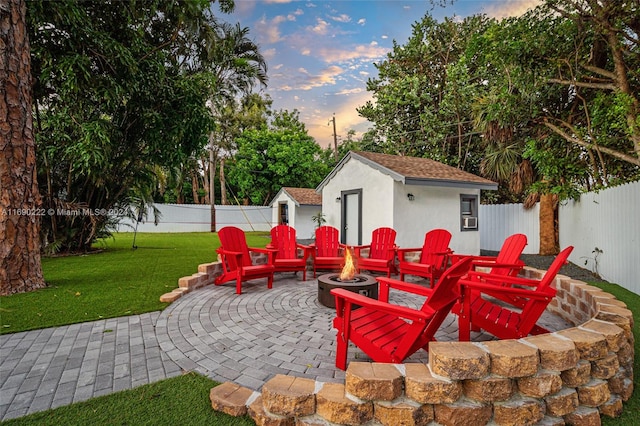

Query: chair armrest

[248,247,278,262]
[249,247,278,254]
[465,272,541,287]
[353,245,371,257]
[377,277,434,298]
[331,288,431,321]
[217,248,243,257]
[296,244,313,260]
[396,247,421,261]
[459,279,555,299]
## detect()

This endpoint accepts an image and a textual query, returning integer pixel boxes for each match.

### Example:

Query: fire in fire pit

[339,246,356,281]
[317,247,378,308]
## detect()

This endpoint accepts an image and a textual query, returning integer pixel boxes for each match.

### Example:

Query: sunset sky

[226,0,542,148]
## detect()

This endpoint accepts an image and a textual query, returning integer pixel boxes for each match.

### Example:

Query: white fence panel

[479,203,539,254]
[118,204,272,233]
[559,181,639,295]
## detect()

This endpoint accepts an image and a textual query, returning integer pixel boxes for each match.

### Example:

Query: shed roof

[317,151,498,191]
[271,187,322,207]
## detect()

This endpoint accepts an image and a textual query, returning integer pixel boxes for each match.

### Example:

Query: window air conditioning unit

[463,216,478,229]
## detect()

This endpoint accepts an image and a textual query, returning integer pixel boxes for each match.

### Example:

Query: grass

[0,372,255,426]
[0,232,271,334]
[595,281,639,426]
[0,233,637,424]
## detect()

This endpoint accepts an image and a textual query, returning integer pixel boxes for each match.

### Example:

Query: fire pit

[317,273,378,308]
[317,246,378,308]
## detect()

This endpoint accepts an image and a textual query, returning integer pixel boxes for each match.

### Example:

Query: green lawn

[0,232,637,425]
[0,372,254,426]
[0,232,270,334]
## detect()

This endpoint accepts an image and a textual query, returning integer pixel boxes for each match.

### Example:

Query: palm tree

[475,118,558,256]
[205,22,269,229]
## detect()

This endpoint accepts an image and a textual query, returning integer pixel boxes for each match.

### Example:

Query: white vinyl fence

[118,204,272,233]
[480,203,540,254]
[480,181,639,295]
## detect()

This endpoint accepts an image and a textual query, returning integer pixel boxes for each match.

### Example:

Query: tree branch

[581,64,617,80]
[543,119,640,167]
[547,78,618,91]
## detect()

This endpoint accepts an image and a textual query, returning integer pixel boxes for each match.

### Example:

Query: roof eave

[405,178,498,190]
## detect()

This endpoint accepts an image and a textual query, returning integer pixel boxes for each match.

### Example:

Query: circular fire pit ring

[317,273,378,308]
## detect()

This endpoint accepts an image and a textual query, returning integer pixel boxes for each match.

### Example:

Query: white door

[342,190,362,245]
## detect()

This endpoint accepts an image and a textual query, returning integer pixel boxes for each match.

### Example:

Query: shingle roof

[282,187,322,205]
[353,151,497,188]
[316,151,498,191]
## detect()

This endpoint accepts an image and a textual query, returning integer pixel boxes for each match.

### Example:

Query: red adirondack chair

[310,225,346,277]
[397,229,453,287]
[269,225,312,281]
[457,246,574,341]
[354,227,398,277]
[467,233,527,277]
[215,226,276,295]
[454,233,527,310]
[331,257,473,370]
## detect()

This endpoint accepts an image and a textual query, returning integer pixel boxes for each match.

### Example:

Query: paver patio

[0,273,571,421]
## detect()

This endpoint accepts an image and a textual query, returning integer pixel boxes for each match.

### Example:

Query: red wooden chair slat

[331,257,473,370]
[215,226,276,294]
[458,246,573,341]
[354,227,398,277]
[269,225,311,281]
[310,226,346,277]
[397,229,453,287]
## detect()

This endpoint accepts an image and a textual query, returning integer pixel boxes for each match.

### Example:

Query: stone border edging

[165,258,635,425]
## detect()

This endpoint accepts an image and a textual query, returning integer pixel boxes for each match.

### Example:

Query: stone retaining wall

[163,259,635,425]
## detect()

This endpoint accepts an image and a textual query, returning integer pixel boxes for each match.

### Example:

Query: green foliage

[312,212,327,228]
[357,14,491,169]
[228,110,329,205]
[28,1,267,252]
[358,2,639,203]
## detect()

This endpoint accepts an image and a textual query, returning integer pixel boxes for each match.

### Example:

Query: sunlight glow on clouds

[484,0,543,19]
[311,18,330,35]
[291,65,344,91]
[315,44,388,63]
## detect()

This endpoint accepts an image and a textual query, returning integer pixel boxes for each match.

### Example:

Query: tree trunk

[191,170,200,204]
[1,0,46,295]
[539,193,558,255]
[209,144,216,232]
[220,158,228,205]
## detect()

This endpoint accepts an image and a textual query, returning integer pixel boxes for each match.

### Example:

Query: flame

[339,247,356,281]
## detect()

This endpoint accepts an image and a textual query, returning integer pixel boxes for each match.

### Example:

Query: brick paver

[0,274,571,421]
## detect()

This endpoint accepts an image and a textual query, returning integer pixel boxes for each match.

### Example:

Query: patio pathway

[0,273,571,421]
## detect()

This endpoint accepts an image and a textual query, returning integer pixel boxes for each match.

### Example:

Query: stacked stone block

[208,267,635,425]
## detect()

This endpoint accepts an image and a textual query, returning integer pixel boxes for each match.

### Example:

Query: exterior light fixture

[407,193,415,201]
[336,196,341,203]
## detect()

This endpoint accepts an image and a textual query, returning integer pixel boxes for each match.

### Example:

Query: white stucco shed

[316,151,498,255]
[269,187,322,239]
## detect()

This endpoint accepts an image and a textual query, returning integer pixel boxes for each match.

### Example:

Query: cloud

[335,87,364,95]
[315,43,389,63]
[484,0,543,19]
[305,91,374,148]
[310,17,330,35]
[295,65,344,90]
[256,14,285,43]
[329,13,352,23]
[262,48,277,61]
[357,18,366,26]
